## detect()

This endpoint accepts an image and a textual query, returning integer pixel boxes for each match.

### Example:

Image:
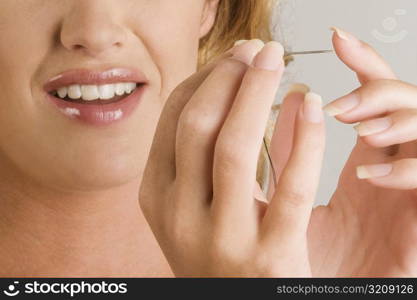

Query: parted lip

[43,67,149,93]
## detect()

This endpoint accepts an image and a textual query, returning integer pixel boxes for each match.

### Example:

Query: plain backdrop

[272,0,417,205]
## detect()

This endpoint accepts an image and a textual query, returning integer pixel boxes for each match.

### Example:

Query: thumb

[331,27,397,84]
[266,84,310,200]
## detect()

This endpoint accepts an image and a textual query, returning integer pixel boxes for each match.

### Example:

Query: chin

[22,148,144,193]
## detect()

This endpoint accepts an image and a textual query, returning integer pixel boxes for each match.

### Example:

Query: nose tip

[65,28,126,56]
[60,9,127,57]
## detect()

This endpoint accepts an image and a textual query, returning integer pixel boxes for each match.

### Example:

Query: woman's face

[0,0,218,192]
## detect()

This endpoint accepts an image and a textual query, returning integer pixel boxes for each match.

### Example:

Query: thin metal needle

[263,137,277,187]
[285,49,334,56]
[262,49,333,189]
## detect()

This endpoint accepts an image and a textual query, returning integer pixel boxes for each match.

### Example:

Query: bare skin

[308,29,417,277]
[0,0,221,277]
[1,0,416,277]
[141,29,417,276]
[270,29,417,277]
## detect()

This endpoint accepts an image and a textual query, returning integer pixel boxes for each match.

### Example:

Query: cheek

[130,0,203,101]
[0,0,205,190]
[0,6,56,118]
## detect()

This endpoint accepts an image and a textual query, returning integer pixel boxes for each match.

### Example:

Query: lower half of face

[0,0,207,191]
[0,85,164,191]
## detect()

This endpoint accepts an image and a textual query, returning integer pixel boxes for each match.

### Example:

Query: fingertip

[281,83,310,111]
[330,26,361,45]
[285,83,310,98]
[302,92,324,124]
[356,163,393,179]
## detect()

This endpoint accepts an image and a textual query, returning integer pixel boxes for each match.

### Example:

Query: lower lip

[45,84,147,126]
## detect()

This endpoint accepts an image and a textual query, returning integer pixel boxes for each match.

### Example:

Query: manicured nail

[303,92,324,124]
[356,163,393,179]
[285,83,310,97]
[330,26,361,45]
[353,117,392,136]
[234,39,248,46]
[252,41,284,71]
[231,39,265,65]
[323,93,360,117]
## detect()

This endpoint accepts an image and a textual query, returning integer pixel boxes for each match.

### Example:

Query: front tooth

[125,82,136,94]
[68,85,82,99]
[115,83,125,96]
[81,85,100,101]
[98,84,115,100]
[57,87,68,98]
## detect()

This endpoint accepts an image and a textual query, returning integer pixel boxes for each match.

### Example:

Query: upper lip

[43,67,149,93]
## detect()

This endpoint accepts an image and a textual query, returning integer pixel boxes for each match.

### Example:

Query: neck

[0,157,172,277]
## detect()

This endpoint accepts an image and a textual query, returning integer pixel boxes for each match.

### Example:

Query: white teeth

[98,84,115,100]
[81,85,100,101]
[115,83,125,96]
[68,85,82,99]
[57,87,68,98]
[53,82,137,101]
[125,83,136,94]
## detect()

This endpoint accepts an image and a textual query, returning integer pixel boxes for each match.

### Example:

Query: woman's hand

[325,28,417,190]
[267,27,417,277]
[139,39,326,277]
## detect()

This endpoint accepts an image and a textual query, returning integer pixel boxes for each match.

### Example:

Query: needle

[285,49,334,56]
[262,49,333,188]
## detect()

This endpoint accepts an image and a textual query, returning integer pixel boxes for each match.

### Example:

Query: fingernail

[303,92,324,124]
[323,93,360,117]
[253,181,267,202]
[231,39,265,65]
[353,117,392,136]
[234,39,248,46]
[330,26,361,45]
[285,83,310,97]
[356,163,393,179]
[252,41,284,71]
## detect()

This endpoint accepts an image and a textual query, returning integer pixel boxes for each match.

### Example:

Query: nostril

[72,44,84,51]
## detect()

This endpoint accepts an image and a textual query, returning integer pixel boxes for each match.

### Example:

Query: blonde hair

[198,0,284,191]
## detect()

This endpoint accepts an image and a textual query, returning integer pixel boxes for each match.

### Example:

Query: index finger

[331,27,397,84]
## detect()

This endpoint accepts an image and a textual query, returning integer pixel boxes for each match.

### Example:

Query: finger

[328,27,401,159]
[262,92,326,240]
[212,41,285,219]
[266,84,310,200]
[323,79,417,122]
[354,109,417,148]
[356,158,417,190]
[331,27,397,84]
[144,45,242,187]
[175,40,265,207]
[254,182,267,202]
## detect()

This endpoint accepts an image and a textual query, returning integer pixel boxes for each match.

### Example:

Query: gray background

[272,0,417,205]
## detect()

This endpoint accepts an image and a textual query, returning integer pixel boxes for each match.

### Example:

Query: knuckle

[178,107,216,135]
[215,137,249,169]
[361,79,397,99]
